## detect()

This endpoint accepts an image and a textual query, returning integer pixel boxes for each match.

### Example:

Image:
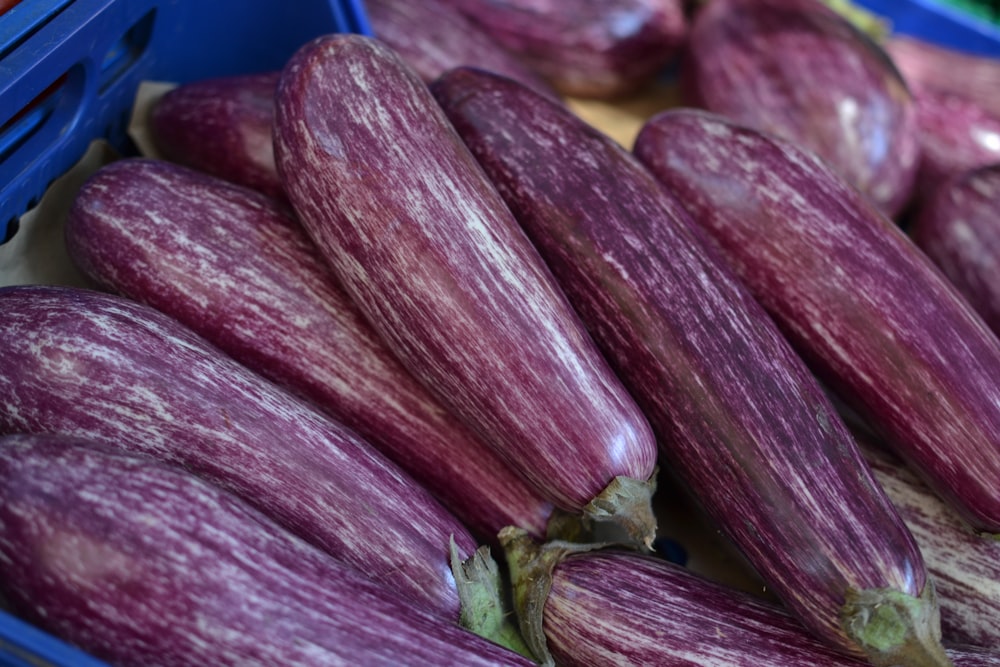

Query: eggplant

[0,284,477,619]
[909,164,1000,337]
[64,157,553,544]
[501,529,994,667]
[366,0,558,99]
[855,429,1000,648]
[435,0,686,98]
[432,66,946,667]
[681,0,918,217]
[272,34,659,545]
[149,72,283,198]
[0,433,535,667]
[634,108,1000,538]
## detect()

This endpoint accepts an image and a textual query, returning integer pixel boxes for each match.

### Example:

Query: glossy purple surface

[543,550,994,667]
[910,164,1000,340]
[366,0,557,99]
[635,108,1000,535]
[150,72,283,199]
[0,285,475,618]
[64,157,553,544]
[436,0,686,98]
[0,434,534,667]
[273,34,657,514]
[432,67,929,658]
[682,0,918,217]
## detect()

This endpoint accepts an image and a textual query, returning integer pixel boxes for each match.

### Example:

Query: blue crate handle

[855,0,1000,54]
[0,0,370,243]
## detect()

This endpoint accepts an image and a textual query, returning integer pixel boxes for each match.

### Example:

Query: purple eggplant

[634,108,1000,538]
[0,284,477,619]
[501,529,993,667]
[854,428,1000,649]
[432,66,946,667]
[366,0,558,100]
[149,71,283,198]
[681,0,918,217]
[64,157,553,544]
[0,433,535,667]
[909,163,1000,337]
[436,0,686,98]
[272,34,658,545]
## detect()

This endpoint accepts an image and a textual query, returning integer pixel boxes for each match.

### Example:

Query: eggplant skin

[0,284,476,619]
[634,108,1000,536]
[64,157,553,545]
[366,0,558,100]
[910,164,1000,339]
[273,35,657,523]
[543,549,993,667]
[149,72,283,199]
[436,0,687,98]
[433,66,935,664]
[682,0,918,217]
[0,434,535,667]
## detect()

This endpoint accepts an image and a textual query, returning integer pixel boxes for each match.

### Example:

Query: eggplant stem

[841,581,954,667]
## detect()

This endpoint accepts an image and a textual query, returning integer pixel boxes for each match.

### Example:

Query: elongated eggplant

[273,34,658,545]
[0,284,477,619]
[436,0,686,98]
[909,163,1000,337]
[500,529,994,667]
[64,157,553,543]
[149,71,283,198]
[432,67,947,667]
[854,428,1000,648]
[367,0,558,99]
[0,434,534,667]
[634,108,1000,538]
[681,0,918,217]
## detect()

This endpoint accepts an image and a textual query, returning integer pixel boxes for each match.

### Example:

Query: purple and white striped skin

[854,430,1000,649]
[885,36,1000,118]
[498,532,994,667]
[432,68,946,667]
[435,0,686,98]
[366,0,559,100]
[681,0,918,217]
[64,157,553,544]
[634,108,1000,537]
[273,35,659,543]
[0,284,479,619]
[0,434,535,667]
[905,89,1000,200]
[910,164,1000,338]
[149,71,283,199]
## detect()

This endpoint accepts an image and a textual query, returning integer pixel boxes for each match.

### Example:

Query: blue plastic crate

[855,0,1000,55]
[0,0,370,244]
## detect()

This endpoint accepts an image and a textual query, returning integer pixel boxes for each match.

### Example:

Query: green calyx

[545,471,658,550]
[841,581,954,667]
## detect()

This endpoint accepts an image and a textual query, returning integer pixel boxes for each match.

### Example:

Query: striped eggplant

[63,157,553,543]
[0,433,535,667]
[904,86,1000,199]
[854,428,1000,648]
[431,67,947,667]
[366,0,558,99]
[435,0,686,98]
[272,34,659,545]
[909,163,1000,337]
[500,529,996,667]
[0,284,478,619]
[885,35,1000,118]
[681,0,918,217]
[149,71,283,198]
[634,108,1000,538]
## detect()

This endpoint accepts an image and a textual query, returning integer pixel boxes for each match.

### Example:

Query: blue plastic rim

[0,0,371,244]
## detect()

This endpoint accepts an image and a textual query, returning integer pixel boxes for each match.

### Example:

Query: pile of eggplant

[3,0,1000,665]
